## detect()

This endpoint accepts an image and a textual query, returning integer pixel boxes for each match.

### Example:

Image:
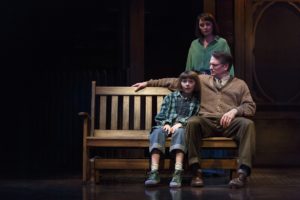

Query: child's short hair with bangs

[177,71,201,97]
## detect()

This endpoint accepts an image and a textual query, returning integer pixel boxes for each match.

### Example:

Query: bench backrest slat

[111,96,118,129]
[91,81,96,136]
[95,87,170,95]
[134,96,141,130]
[99,96,107,130]
[157,96,164,113]
[145,96,152,130]
[122,96,130,130]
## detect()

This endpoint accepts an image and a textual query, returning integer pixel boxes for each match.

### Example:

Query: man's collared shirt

[214,74,231,89]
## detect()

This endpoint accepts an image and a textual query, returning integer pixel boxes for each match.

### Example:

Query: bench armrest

[78,112,90,119]
[78,112,91,138]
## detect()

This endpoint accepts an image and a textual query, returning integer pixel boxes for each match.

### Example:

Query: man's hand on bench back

[131,81,148,92]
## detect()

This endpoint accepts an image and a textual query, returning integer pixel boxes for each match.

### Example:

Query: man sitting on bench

[132,51,256,188]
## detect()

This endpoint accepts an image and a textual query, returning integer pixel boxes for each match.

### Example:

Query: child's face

[181,78,196,94]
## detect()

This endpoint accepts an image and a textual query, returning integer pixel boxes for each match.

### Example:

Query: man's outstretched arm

[132,78,179,92]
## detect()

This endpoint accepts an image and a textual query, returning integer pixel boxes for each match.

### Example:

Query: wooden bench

[79,81,238,183]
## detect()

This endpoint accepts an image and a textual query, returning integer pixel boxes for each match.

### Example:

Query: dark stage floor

[1,168,300,200]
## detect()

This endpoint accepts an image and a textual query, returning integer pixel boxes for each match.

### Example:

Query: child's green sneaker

[169,169,183,188]
[145,170,160,186]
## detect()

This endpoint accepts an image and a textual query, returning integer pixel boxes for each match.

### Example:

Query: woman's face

[181,78,196,95]
[199,19,213,37]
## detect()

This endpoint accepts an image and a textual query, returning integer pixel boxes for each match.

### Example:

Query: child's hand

[163,124,172,135]
[170,123,182,134]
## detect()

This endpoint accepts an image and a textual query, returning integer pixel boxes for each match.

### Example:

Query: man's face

[209,56,228,78]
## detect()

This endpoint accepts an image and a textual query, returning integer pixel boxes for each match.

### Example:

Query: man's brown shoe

[229,169,247,188]
[190,169,204,187]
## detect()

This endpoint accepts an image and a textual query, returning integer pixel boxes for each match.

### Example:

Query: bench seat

[89,130,237,148]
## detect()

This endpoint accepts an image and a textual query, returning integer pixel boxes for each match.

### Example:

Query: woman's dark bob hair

[195,13,220,38]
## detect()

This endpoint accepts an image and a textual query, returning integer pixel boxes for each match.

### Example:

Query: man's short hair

[212,51,233,72]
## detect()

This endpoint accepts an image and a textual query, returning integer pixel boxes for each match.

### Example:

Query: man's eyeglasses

[210,63,223,68]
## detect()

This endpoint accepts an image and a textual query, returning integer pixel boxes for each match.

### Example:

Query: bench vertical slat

[99,96,107,129]
[111,96,118,129]
[91,82,96,136]
[145,96,152,130]
[134,96,141,130]
[157,96,164,113]
[122,96,129,130]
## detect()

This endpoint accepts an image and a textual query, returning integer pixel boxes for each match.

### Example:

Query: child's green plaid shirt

[154,91,200,127]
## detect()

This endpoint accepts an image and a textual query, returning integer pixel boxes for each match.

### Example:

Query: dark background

[1,0,205,178]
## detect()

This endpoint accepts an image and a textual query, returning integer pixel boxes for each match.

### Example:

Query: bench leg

[83,148,90,184]
[89,158,96,184]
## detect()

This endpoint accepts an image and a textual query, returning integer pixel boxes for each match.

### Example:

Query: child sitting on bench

[145,71,201,188]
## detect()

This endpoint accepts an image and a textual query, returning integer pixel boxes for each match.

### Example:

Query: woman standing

[186,13,234,75]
